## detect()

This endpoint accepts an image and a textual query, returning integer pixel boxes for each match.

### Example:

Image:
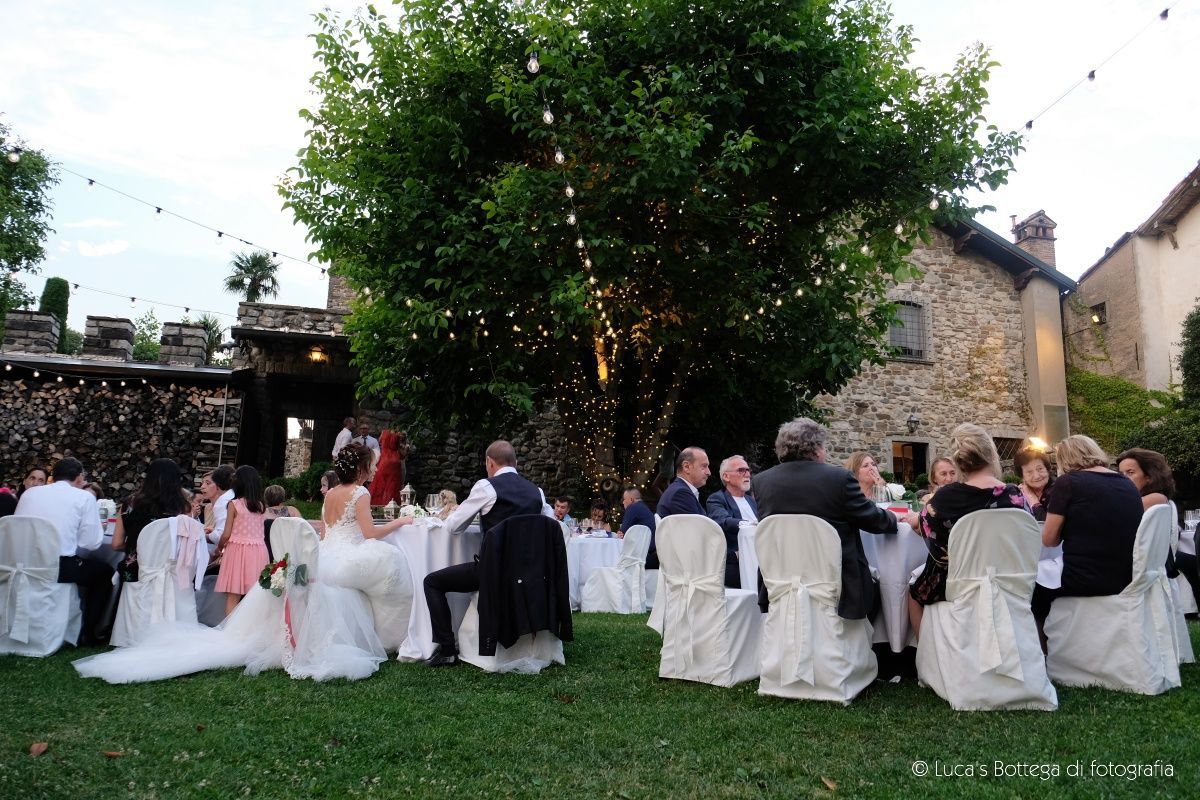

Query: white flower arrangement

[399,504,427,518]
[887,483,907,501]
[269,567,288,592]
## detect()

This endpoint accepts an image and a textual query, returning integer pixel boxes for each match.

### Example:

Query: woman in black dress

[1032,436,1143,629]
[112,459,190,583]
[908,423,1030,637]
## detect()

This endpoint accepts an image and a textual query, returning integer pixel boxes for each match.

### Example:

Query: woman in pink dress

[215,466,269,616]
[369,429,408,505]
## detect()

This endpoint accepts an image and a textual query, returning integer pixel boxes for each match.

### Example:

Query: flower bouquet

[258,553,308,596]
[398,504,427,518]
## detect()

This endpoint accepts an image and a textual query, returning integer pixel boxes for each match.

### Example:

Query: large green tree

[1,120,58,333]
[223,250,281,303]
[284,0,1020,490]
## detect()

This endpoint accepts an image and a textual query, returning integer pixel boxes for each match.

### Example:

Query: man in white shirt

[424,440,554,666]
[332,416,356,459]
[15,457,113,644]
[200,465,236,550]
[705,455,760,588]
[353,423,381,462]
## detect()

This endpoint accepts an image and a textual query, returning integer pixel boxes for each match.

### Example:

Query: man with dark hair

[15,457,113,644]
[618,487,655,538]
[332,416,356,459]
[552,497,572,522]
[646,446,710,569]
[422,440,555,666]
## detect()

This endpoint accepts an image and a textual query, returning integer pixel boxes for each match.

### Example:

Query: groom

[422,440,555,666]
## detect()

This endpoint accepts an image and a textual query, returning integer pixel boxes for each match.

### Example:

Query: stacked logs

[1,376,241,498]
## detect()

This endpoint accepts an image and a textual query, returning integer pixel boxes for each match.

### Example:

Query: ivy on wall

[1066,366,1175,454]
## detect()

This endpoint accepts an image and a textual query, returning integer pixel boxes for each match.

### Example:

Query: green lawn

[2,615,1197,799]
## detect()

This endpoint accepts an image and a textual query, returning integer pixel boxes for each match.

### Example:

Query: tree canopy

[284,0,1020,489]
[1,120,58,333]
[224,250,281,303]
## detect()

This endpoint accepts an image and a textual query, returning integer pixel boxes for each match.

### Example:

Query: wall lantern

[906,413,921,434]
[308,346,328,364]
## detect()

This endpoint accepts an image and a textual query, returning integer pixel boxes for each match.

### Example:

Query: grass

[2,616,1197,799]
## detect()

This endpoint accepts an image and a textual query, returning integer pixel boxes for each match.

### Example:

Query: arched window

[889,301,927,360]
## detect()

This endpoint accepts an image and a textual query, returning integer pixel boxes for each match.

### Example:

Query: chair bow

[137,562,176,627]
[664,571,725,677]
[764,575,839,686]
[0,562,59,643]
[948,567,1034,680]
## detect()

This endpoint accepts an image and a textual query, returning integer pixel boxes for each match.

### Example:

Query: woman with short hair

[1015,447,1054,522]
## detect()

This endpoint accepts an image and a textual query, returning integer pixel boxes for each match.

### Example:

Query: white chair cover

[111,519,199,647]
[1165,503,1195,663]
[655,515,761,687]
[645,569,659,610]
[1045,504,1183,694]
[0,516,82,656]
[457,592,565,673]
[915,510,1057,711]
[581,525,651,613]
[755,515,876,704]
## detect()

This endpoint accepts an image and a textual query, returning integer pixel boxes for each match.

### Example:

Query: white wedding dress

[73,488,410,683]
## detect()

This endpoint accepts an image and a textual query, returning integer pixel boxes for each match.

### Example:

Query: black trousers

[423,560,481,651]
[1177,552,1199,613]
[59,555,116,642]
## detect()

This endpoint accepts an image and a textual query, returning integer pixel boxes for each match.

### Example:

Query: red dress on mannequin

[369,430,406,505]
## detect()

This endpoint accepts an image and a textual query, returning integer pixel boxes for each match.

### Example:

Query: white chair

[915,510,1058,711]
[644,569,659,610]
[581,525,651,613]
[654,515,761,687]
[1166,504,1195,664]
[111,519,199,647]
[0,516,82,656]
[756,515,876,704]
[457,593,565,673]
[1045,504,1182,694]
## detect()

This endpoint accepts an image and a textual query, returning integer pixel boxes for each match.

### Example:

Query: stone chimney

[1011,210,1057,267]
[82,316,134,360]
[1,311,60,354]
[326,273,356,311]
[159,322,208,366]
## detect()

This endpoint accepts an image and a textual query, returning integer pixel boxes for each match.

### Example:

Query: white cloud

[61,218,123,229]
[77,240,130,257]
[57,240,72,252]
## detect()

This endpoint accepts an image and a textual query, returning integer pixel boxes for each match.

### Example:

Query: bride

[74,444,415,683]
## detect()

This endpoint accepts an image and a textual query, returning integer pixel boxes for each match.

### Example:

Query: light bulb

[774,298,783,306]
[405,298,413,307]
[33,370,40,377]
[542,105,554,125]
[554,147,565,164]
[6,151,19,163]
[141,379,147,384]
[57,376,63,383]
[411,333,418,340]
[929,198,939,211]
[3,364,10,371]
[815,277,822,286]
[564,185,575,198]
[527,54,540,74]
[444,309,452,317]
[743,313,750,321]
[87,179,95,191]
[120,380,126,386]
[575,237,584,249]
[757,306,765,314]
[894,224,904,235]
[860,244,869,255]
[78,379,85,385]
[839,262,847,271]
[584,258,592,268]
[795,288,804,297]
[130,297,137,308]
[71,284,80,296]
[567,212,577,226]
[479,317,485,325]
[101,381,107,387]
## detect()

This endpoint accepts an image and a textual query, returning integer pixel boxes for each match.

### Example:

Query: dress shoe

[424,646,460,667]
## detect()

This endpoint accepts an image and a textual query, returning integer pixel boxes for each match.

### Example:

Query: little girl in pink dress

[216,466,269,616]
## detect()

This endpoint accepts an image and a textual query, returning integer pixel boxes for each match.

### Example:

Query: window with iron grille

[994,437,1023,468]
[888,301,926,360]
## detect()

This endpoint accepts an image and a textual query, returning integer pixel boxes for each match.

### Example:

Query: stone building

[1064,159,1200,391]
[815,217,1075,482]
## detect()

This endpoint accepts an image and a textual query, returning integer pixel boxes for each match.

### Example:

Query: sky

[2,0,1198,336]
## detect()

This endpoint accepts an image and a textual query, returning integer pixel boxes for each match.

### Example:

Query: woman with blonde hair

[1032,435,1143,628]
[908,424,1029,635]
[846,451,887,502]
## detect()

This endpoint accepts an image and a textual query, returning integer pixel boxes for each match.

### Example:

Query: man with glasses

[706,455,759,588]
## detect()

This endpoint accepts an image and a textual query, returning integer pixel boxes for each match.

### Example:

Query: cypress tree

[38,276,70,353]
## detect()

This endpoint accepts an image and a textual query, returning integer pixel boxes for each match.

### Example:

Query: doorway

[891,441,929,485]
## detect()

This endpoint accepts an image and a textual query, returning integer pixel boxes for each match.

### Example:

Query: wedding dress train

[74,489,411,683]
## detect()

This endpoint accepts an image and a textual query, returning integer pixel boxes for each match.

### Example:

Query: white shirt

[442,466,554,534]
[733,494,758,524]
[332,426,354,458]
[208,489,235,545]
[15,481,103,557]
[353,434,381,458]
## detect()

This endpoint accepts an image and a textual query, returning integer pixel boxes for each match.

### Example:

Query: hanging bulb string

[62,279,236,319]
[0,355,152,387]
[1020,3,1181,131]
[55,165,327,274]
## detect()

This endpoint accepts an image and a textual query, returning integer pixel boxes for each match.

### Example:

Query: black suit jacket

[752,459,897,619]
[706,489,759,552]
[477,514,572,655]
[647,477,703,570]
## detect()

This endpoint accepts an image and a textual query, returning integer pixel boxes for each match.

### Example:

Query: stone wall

[238,302,346,336]
[159,322,207,366]
[816,228,1033,472]
[283,437,312,477]
[1,372,241,497]
[326,274,357,311]
[1063,241,1144,384]
[3,311,60,353]
[83,316,134,360]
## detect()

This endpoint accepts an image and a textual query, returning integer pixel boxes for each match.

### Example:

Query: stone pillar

[159,322,208,366]
[82,316,134,360]
[326,273,356,311]
[1012,210,1058,267]
[1,311,60,354]
[1021,276,1071,444]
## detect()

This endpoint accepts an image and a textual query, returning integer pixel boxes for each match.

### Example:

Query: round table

[566,535,622,610]
[384,518,483,661]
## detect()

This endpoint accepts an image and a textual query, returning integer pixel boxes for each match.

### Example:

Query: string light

[6,150,19,163]
[554,147,565,164]
[52,279,234,319]
[527,52,540,73]
[542,105,554,124]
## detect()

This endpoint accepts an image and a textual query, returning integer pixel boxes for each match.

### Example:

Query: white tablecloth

[384,519,483,661]
[737,521,928,652]
[566,535,622,610]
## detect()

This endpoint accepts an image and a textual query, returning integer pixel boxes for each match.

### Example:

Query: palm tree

[224,250,281,303]
[196,313,225,364]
